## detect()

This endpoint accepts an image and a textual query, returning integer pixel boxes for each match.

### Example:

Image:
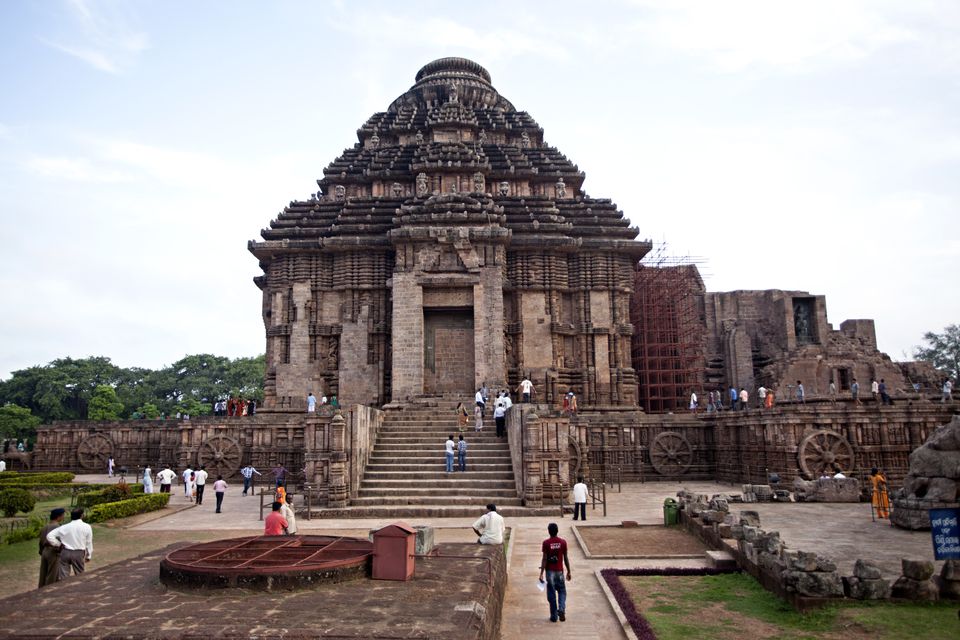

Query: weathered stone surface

[717,524,733,538]
[854,559,883,581]
[891,576,938,601]
[792,477,860,503]
[760,552,785,574]
[941,558,960,581]
[937,576,960,600]
[708,495,730,512]
[893,416,960,531]
[782,570,844,597]
[739,510,761,527]
[730,524,745,540]
[742,525,759,542]
[843,575,891,600]
[755,531,782,555]
[901,558,935,581]
[700,509,725,524]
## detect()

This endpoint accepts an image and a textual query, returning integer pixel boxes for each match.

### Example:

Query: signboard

[930,508,960,560]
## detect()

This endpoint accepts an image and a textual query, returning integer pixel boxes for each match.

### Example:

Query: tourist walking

[572,477,587,521]
[871,379,879,403]
[194,466,208,505]
[272,464,288,489]
[38,508,65,588]
[689,391,698,414]
[457,435,467,472]
[879,379,890,405]
[240,464,262,496]
[142,465,153,494]
[757,385,767,409]
[445,435,456,473]
[729,387,738,409]
[851,378,861,405]
[456,402,469,431]
[472,504,504,545]
[182,466,194,500]
[765,387,775,409]
[157,466,175,493]
[307,392,317,413]
[828,380,837,403]
[107,456,114,478]
[869,468,890,519]
[475,388,486,418]
[943,379,954,403]
[518,376,535,403]
[539,522,572,623]
[739,388,749,412]
[474,404,483,432]
[213,475,227,513]
[796,381,805,404]
[46,508,93,579]
[494,402,507,438]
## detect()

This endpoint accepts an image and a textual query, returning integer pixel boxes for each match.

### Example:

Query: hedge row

[76,483,144,509]
[1,515,46,545]
[86,493,170,523]
[0,472,75,485]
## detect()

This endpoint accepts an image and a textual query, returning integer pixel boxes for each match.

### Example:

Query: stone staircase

[314,395,556,518]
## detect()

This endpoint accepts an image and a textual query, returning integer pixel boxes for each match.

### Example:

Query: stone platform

[0,541,506,640]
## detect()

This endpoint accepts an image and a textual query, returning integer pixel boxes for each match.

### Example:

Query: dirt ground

[576,524,707,557]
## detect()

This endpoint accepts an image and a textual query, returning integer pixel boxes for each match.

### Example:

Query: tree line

[0,354,264,443]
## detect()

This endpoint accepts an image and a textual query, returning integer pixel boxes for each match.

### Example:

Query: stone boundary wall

[345,405,383,500]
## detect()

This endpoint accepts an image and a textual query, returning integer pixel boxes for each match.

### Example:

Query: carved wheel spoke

[77,433,114,470]
[798,430,855,479]
[197,435,243,478]
[650,431,693,476]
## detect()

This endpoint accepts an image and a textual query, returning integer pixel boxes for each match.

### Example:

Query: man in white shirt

[194,466,209,505]
[182,466,194,499]
[517,377,535,403]
[46,508,93,579]
[0,459,6,472]
[475,388,486,418]
[757,386,767,409]
[572,477,588,521]
[307,393,317,412]
[157,466,176,493]
[445,435,456,474]
[472,503,505,545]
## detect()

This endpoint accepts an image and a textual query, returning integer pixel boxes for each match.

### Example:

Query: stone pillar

[391,272,425,402]
[327,412,348,507]
[474,265,507,389]
[523,413,543,508]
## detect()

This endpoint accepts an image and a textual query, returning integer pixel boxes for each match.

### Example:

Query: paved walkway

[80,475,946,639]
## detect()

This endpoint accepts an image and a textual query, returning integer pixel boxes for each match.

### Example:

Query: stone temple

[249,57,647,412]
[33,58,955,515]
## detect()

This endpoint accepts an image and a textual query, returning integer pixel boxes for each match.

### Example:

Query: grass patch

[620,572,960,640]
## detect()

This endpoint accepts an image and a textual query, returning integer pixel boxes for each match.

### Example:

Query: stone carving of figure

[448,179,458,194]
[392,182,403,197]
[416,173,429,197]
[473,172,485,194]
[793,301,812,342]
[334,185,346,201]
[555,177,566,199]
[322,338,339,370]
[448,84,458,103]
[415,130,424,144]
[520,131,531,148]
[478,129,487,144]
[498,181,510,197]
[370,131,380,148]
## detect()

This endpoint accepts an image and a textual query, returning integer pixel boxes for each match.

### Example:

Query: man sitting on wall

[472,503,505,545]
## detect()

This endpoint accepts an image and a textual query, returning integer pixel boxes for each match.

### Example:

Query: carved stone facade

[249,58,648,411]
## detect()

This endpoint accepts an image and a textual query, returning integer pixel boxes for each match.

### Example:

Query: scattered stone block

[700,509,725,524]
[739,510,761,527]
[742,525,759,542]
[621,520,638,528]
[891,576,938,601]
[717,524,733,538]
[706,549,737,571]
[843,575,891,600]
[854,559,883,581]
[901,558,934,581]
[708,495,730,512]
[782,570,844,597]
[941,558,960,581]
[730,524,744,540]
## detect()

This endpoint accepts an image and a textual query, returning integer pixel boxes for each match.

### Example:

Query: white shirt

[473,511,505,544]
[47,518,94,559]
[445,439,455,455]
[758,386,767,398]
[157,469,176,484]
[572,482,588,503]
[834,472,847,479]
[871,381,879,393]
[307,395,317,411]
[280,502,297,534]
[182,469,193,484]
[475,391,484,403]
[213,479,228,492]
[520,379,533,393]
[739,390,748,402]
[494,405,506,418]
[0,460,6,472]
[195,469,208,485]
[502,396,513,409]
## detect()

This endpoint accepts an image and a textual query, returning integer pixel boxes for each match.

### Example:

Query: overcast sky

[1,0,958,380]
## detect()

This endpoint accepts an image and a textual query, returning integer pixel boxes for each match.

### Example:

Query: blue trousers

[545,570,566,621]
[458,451,466,472]
[446,452,454,473]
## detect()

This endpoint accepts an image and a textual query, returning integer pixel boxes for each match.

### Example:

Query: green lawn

[622,573,959,640]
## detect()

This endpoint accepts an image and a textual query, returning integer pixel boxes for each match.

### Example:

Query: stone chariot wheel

[649,431,693,476]
[77,433,115,470]
[798,430,854,479]
[197,435,243,478]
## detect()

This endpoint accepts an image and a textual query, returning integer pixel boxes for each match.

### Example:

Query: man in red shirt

[538,522,572,622]
[263,502,288,536]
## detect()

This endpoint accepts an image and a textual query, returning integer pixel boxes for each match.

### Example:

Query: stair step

[349,495,524,506]
[361,479,516,489]
[363,470,514,480]
[358,487,518,498]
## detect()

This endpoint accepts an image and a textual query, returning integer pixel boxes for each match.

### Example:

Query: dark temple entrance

[423,309,475,394]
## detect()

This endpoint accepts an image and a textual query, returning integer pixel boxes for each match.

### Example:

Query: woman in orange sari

[870,468,889,519]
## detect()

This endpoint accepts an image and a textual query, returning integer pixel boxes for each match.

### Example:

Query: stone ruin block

[781,569,844,598]
[793,477,861,503]
[738,510,761,527]
[938,559,960,600]
[700,509,726,524]
[892,415,960,531]
[708,494,731,512]
[843,559,890,600]
[730,524,745,540]
[891,558,939,601]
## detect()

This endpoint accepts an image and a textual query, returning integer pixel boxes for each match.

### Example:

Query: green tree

[0,404,41,443]
[136,403,161,419]
[914,324,960,382]
[87,385,124,421]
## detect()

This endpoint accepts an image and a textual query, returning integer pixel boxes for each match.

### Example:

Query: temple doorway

[423,309,475,394]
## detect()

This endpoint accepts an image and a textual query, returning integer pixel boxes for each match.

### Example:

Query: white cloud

[41,0,149,73]
[24,154,131,182]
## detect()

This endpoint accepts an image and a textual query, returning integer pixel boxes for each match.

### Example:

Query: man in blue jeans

[539,522,572,622]
[445,435,455,473]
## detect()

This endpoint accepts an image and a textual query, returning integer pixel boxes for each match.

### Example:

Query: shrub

[0,472,75,485]
[2,514,46,544]
[0,488,37,517]
[85,493,170,523]
[76,483,144,509]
